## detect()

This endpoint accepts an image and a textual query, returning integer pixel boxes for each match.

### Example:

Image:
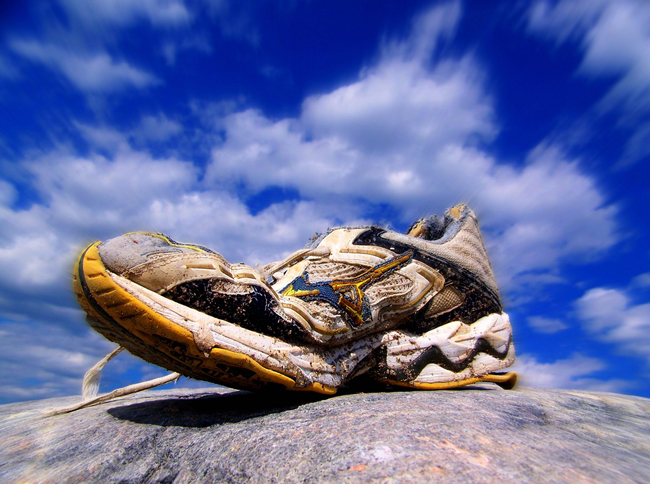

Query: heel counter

[444,210,499,298]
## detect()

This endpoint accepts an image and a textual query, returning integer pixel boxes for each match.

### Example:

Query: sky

[0,0,649,403]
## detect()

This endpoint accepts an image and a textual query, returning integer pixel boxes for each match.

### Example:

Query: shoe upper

[97,205,502,346]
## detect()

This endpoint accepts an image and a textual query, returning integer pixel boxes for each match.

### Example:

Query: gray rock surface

[1,385,649,483]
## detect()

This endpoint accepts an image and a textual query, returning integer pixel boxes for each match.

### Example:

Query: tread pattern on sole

[74,242,516,394]
[374,313,515,384]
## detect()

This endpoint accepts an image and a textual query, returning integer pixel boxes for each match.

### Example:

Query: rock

[1,385,649,483]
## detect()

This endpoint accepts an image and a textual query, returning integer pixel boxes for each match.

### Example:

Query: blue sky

[0,0,649,403]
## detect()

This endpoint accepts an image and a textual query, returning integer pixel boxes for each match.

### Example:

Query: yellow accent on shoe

[73,243,110,326]
[292,382,338,395]
[283,251,414,327]
[77,243,321,393]
[380,371,517,390]
[407,221,426,238]
[282,285,321,298]
[448,204,464,219]
[206,348,296,389]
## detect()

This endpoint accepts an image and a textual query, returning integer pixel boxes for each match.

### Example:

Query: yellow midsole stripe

[80,243,308,391]
[380,371,517,390]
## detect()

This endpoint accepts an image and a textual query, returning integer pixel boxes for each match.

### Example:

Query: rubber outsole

[74,242,516,394]
[74,243,317,393]
[380,371,517,390]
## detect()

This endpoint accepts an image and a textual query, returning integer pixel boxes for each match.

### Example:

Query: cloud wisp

[528,0,650,165]
[10,40,160,92]
[513,353,628,393]
[57,0,193,30]
[527,316,569,334]
[205,3,618,291]
[576,287,650,366]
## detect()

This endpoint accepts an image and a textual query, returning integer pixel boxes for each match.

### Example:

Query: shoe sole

[74,242,516,394]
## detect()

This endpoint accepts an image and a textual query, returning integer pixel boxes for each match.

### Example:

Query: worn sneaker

[73,205,515,395]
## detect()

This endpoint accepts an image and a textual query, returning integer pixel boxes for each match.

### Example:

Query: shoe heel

[373,312,516,389]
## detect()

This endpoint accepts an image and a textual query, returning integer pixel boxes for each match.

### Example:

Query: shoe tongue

[407,209,460,240]
[407,221,426,238]
[447,204,464,219]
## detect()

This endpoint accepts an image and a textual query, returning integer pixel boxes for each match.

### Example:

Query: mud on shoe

[73,205,516,396]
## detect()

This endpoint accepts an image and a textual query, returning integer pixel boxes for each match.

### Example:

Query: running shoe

[73,204,516,394]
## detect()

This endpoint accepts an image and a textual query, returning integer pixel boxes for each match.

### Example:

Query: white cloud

[528,316,568,334]
[631,273,650,288]
[0,143,337,319]
[161,35,212,65]
[0,129,333,403]
[132,114,183,143]
[206,111,617,294]
[576,287,650,365]
[205,3,618,292]
[528,0,650,163]
[0,146,199,315]
[7,0,208,88]
[512,353,628,392]
[0,320,207,403]
[0,139,340,401]
[57,0,192,29]
[481,144,617,290]
[528,0,606,43]
[302,57,495,155]
[75,123,128,151]
[302,4,492,155]
[10,40,159,92]
[621,122,650,166]
[0,320,113,403]
[0,180,18,206]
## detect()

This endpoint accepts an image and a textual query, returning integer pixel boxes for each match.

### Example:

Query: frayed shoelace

[46,347,180,416]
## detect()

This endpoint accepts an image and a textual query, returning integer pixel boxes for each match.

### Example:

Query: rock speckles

[1,386,649,483]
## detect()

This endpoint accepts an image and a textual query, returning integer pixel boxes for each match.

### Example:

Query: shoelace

[47,347,180,416]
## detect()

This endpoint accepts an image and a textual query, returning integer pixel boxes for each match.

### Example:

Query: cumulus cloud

[576,287,650,365]
[5,0,213,91]
[300,3,492,154]
[0,141,337,323]
[0,180,18,206]
[513,353,628,392]
[528,0,650,164]
[527,316,568,334]
[10,40,160,92]
[527,0,606,43]
[205,2,618,291]
[0,147,195,318]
